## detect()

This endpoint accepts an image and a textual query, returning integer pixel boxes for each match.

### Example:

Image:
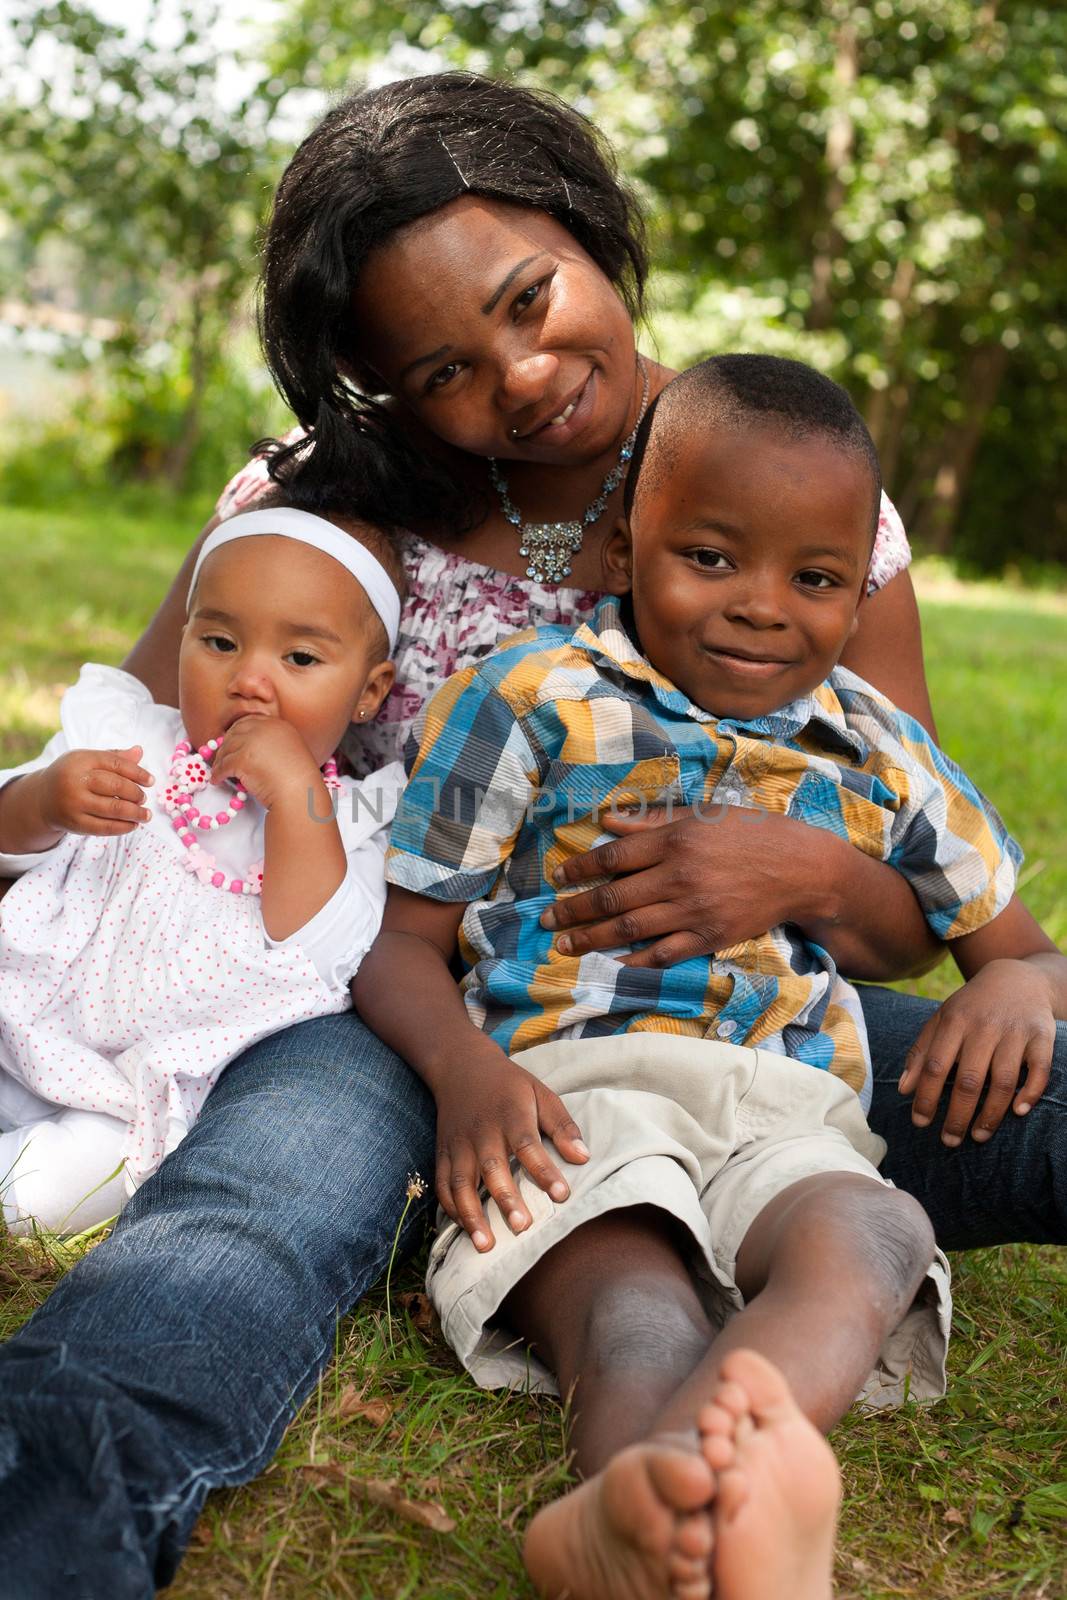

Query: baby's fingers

[109,746,154,788]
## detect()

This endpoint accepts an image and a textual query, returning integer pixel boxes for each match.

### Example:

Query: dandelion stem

[385,1173,426,1349]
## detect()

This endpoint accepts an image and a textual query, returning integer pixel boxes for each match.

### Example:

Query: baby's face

[179,536,390,764]
[617,424,873,721]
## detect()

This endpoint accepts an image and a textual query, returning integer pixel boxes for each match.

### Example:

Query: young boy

[355,356,1060,1600]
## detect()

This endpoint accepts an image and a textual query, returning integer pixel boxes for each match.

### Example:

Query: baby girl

[0,504,405,1235]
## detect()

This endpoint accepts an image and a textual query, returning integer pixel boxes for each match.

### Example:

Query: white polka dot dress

[0,666,404,1197]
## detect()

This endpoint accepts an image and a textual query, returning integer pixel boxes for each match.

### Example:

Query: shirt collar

[573,596,869,759]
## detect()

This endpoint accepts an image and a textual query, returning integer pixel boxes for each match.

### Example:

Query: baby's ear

[601,517,634,595]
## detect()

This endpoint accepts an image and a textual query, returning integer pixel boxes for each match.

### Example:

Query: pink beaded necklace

[162,737,342,896]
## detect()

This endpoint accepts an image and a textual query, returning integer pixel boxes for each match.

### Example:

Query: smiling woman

[1,69,1065,1600]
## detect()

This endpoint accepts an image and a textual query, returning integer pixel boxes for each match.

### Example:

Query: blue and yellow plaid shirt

[387,597,1020,1107]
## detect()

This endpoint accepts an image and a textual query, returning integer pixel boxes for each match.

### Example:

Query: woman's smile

[351,197,639,469]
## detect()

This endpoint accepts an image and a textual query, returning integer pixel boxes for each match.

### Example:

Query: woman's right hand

[434,1055,589,1252]
[39,746,154,837]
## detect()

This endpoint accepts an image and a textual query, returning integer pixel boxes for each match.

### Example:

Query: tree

[266,0,1067,567]
[1,0,285,487]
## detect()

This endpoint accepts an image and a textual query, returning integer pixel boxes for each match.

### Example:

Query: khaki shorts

[427,1034,951,1410]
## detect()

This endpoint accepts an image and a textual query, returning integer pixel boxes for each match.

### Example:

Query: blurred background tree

[2,0,1065,572]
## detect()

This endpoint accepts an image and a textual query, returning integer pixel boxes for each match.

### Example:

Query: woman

[1,73,1063,1598]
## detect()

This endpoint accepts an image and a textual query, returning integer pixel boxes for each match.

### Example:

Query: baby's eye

[690,548,732,570]
[203,635,236,653]
[286,650,320,668]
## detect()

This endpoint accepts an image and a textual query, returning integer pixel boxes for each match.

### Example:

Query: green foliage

[2,1,1066,567]
[0,0,285,489]
[267,0,1067,570]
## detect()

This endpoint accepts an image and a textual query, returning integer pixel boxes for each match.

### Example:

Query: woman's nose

[497,349,560,411]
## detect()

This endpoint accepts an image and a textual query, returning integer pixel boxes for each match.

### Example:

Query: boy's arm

[354,887,587,1250]
[899,897,1064,1145]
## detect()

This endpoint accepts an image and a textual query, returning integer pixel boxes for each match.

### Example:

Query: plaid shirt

[387,597,1020,1107]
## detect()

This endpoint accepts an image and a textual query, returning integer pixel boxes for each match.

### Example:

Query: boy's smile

[608,424,875,721]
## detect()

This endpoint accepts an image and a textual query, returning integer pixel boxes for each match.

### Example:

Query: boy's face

[608,422,873,721]
[178,536,394,764]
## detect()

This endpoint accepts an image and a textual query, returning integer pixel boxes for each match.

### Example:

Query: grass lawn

[1,498,1065,1598]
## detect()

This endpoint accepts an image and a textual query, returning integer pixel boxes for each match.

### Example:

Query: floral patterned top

[217,442,912,778]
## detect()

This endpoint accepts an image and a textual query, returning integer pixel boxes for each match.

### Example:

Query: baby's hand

[40,746,154,837]
[898,958,1055,1145]
[210,716,320,811]
[435,1055,589,1252]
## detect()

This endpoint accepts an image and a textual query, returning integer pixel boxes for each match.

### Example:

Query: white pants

[0,1109,128,1236]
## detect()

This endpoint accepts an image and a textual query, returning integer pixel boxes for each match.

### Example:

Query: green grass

[1,497,1065,1598]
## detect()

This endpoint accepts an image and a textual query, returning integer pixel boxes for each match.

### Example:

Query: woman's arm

[354,887,587,1249]
[541,805,941,982]
[121,511,222,703]
[839,569,938,739]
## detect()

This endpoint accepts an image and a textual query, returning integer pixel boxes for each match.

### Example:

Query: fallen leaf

[943,1507,966,1525]
[299,1465,456,1533]
[337,1386,393,1427]
[397,1291,437,1336]
[0,1256,55,1285]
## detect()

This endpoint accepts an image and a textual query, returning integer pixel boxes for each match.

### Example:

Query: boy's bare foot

[699,1349,841,1600]
[523,1434,723,1600]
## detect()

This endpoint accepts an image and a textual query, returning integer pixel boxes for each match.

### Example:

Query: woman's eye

[286,650,320,668]
[427,361,462,392]
[514,281,543,313]
[203,635,236,653]
[690,549,731,570]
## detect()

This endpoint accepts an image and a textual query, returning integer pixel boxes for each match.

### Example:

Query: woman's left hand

[540,805,808,969]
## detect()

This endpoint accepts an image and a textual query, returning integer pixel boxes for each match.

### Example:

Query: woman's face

[351,197,638,468]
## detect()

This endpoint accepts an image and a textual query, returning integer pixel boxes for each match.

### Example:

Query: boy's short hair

[624,354,883,541]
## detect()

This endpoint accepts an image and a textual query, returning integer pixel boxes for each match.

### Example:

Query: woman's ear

[601,517,634,595]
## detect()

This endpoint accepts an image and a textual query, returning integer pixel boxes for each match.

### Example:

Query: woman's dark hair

[257,71,648,535]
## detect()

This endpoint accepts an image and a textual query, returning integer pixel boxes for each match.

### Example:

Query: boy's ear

[601,517,634,595]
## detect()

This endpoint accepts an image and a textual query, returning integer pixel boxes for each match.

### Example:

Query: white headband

[187,508,401,652]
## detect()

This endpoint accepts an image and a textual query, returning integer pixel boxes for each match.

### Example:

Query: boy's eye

[689,548,732,570]
[796,570,838,590]
[286,650,320,668]
[203,634,236,653]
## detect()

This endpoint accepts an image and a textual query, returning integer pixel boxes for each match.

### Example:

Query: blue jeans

[0,995,1064,1596]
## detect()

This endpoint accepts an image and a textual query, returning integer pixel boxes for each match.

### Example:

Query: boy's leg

[503,1205,717,1473]
[507,1207,728,1600]
[0,1012,436,1600]
[517,1178,932,1600]
[652,1170,935,1436]
[698,1349,840,1600]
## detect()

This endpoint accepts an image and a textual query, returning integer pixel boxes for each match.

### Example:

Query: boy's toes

[718,1348,797,1425]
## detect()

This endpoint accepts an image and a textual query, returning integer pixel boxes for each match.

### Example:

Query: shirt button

[716,1019,736,1039]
